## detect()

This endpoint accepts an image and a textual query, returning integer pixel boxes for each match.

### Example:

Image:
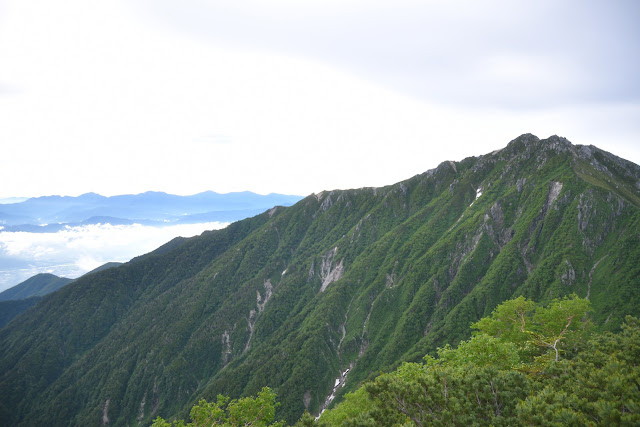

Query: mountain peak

[513,132,540,143]
[506,133,572,151]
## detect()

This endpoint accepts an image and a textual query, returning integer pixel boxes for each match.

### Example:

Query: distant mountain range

[0,191,303,232]
[0,191,303,293]
[1,135,638,425]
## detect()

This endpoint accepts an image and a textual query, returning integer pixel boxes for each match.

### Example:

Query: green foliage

[471,296,535,349]
[426,333,520,371]
[518,316,640,425]
[363,361,529,426]
[0,296,42,328]
[317,387,375,426]
[152,387,282,427]
[473,294,592,363]
[530,294,592,360]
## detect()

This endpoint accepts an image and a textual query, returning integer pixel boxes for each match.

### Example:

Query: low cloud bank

[0,221,228,292]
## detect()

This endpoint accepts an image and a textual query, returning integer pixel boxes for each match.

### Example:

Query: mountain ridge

[0,134,638,425]
[0,273,73,302]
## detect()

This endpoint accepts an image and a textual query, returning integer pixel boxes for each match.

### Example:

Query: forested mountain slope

[0,263,123,328]
[0,273,73,302]
[1,134,639,425]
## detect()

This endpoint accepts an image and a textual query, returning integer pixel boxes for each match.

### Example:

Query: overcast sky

[1,0,638,199]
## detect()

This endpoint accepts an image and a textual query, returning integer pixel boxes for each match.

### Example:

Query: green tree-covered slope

[0,273,73,302]
[0,263,123,328]
[0,297,42,329]
[0,134,639,425]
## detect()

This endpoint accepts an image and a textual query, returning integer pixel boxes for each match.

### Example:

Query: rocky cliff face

[1,134,639,425]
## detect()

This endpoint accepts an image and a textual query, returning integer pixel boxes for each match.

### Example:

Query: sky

[0,0,639,199]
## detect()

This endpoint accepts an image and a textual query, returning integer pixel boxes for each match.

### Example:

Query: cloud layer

[0,221,227,292]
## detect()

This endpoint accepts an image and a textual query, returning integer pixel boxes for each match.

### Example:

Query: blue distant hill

[0,191,303,231]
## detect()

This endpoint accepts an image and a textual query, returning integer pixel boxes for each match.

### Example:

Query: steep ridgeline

[1,134,639,425]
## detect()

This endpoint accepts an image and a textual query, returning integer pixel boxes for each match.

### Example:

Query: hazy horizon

[1,1,638,199]
[0,189,307,202]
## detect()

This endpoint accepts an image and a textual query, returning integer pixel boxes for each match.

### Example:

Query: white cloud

[75,255,106,273]
[0,221,228,292]
[0,0,638,202]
